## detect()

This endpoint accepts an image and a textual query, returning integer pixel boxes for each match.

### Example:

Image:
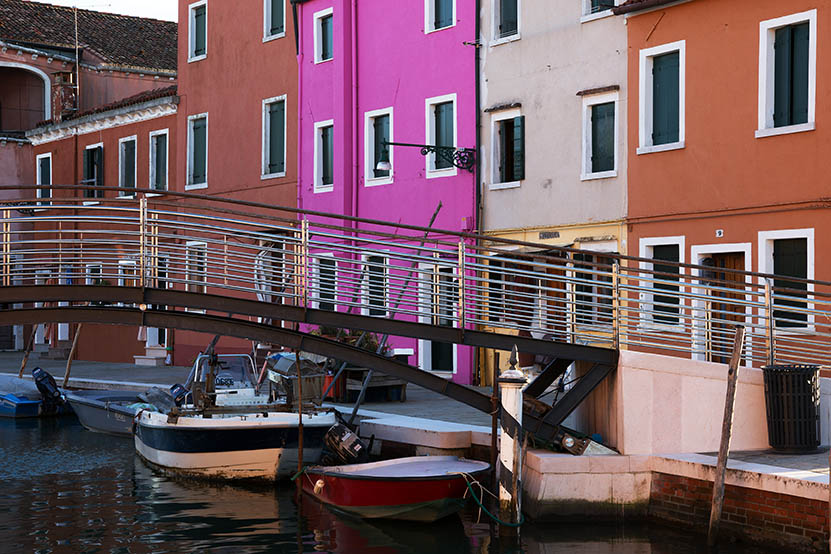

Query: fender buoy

[314,479,325,495]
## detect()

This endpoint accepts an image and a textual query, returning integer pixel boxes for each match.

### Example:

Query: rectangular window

[118,136,136,194]
[264,0,285,40]
[185,242,208,296]
[263,97,286,177]
[149,129,168,191]
[425,94,456,176]
[314,119,334,192]
[497,116,524,183]
[772,238,808,328]
[189,1,207,61]
[315,9,334,63]
[573,253,613,326]
[315,256,337,312]
[365,108,393,185]
[256,239,286,313]
[496,0,518,39]
[758,11,816,136]
[638,41,685,153]
[582,91,618,179]
[82,143,104,199]
[487,258,504,323]
[36,153,51,205]
[85,264,102,285]
[651,245,680,325]
[364,255,387,317]
[426,0,454,32]
[373,114,390,178]
[188,114,208,189]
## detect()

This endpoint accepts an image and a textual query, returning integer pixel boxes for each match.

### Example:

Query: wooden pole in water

[295,348,304,494]
[707,325,746,547]
[62,323,82,388]
[18,325,38,378]
[491,351,500,503]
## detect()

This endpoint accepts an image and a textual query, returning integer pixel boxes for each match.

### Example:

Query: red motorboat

[301,455,490,522]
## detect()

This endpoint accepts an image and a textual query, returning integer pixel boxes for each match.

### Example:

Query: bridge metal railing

[2,187,830,367]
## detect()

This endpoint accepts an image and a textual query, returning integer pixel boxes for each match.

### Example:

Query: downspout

[292,0,303,211]
[473,0,482,384]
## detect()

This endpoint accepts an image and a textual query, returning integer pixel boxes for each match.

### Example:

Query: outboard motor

[169,383,189,406]
[32,367,65,414]
[322,422,369,466]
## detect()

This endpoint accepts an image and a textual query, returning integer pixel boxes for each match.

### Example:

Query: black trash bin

[762,364,821,452]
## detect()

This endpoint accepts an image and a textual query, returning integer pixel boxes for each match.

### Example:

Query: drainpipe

[473,0,482,384]
[292,0,304,211]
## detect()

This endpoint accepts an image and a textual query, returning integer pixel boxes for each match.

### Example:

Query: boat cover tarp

[0,375,42,399]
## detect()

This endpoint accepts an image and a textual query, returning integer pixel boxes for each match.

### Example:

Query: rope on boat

[460,473,525,528]
[290,467,307,481]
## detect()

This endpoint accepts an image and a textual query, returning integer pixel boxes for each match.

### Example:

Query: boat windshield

[194,355,257,389]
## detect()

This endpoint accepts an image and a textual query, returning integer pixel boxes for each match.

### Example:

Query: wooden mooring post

[62,323,83,388]
[498,346,526,538]
[707,325,746,547]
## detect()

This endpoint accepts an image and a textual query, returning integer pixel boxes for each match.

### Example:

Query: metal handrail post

[1,209,9,287]
[612,262,620,350]
[765,278,775,366]
[301,218,309,309]
[458,240,465,331]
[139,197,147,287]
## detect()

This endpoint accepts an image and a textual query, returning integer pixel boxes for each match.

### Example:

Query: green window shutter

[322,125,334,185]
[82,148,92,197]
[651,244,680,325]
[318,258,336,312]
[773,26,793,127]
[652,51,680,145]
[321,15,333,60]
[498,119,510,183]
[270,0,284,35]
[773,238,808,328]
[268,101,285,175]
[499,0,518,38]
[434,102,453,170]
[435,0,452,29]
[591,102,615,173]
[513,116,524,181]
[93,146,104,197]
[368,255,386,316]
[192,118,207,184]
[194,5,206,56]
[122,140,135,189]
[154,134,167,190]
[790,22,810,125]
[373,115,389,178]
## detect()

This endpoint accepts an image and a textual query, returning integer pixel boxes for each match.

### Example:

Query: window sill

[314,57,333,65]
[491,33,520,47]
[580,10,613,24]
[425,22,456,35]
[261,171,286,181]
[637,141,685,155]
[146,191,165,197]
[489,180,521,190]
[365,176,393,187]
[82,201,100,206]
[185,182,208,191]
[118,192,136,198]
[314,185,334,194]
[581,170,617,181]
[639,322,685,334]
[425,167,457,180]
[755,122,815,139]
[188,54,207,63]
[263,32,286,43]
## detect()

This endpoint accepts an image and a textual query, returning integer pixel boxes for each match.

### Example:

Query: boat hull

[302,456,490,522]
[135,410,335,481]
[0,393,71,418]
[65,390,140,436]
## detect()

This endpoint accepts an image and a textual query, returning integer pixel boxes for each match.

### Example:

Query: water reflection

[0,418,776,553]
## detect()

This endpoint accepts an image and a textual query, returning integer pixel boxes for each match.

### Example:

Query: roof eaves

[613,0,692,15]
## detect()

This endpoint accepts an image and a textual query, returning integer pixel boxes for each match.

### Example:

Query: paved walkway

[0,351,494,426]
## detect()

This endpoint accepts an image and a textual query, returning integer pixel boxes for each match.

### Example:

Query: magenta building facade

[295,0,478,383]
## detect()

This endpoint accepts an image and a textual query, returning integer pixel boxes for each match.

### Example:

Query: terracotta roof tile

[35,84,177,127]
[0,0,176,72]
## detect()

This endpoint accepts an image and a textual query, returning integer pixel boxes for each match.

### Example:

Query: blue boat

[0,392,43,418]
[0,369,70,419]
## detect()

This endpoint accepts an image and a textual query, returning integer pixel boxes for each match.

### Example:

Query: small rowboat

[301,455,490,522]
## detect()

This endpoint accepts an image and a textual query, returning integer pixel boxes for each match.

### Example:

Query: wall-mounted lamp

[376,141,476,173]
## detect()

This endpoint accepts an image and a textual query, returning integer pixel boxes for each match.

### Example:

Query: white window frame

[314,7,334,64]
[118,135,137,197]
[187,113,208,190]
[185,241,208,313]
[82,141,104,205]
[425,0,456,34]
[489,107,522,190]
[117,259,138,306]
[756,10,817,139]
[85,263,103,285]
[492,0,521,46]
[581,0,621,24]
[757,228,815,332]
[637,40,686,155]
[364,107,394,187]
[312,253,338,311]
[425,93,458,179]
[188,0,208,63]
[314,119,335,192]
[148,128,169,194]
[35,152,52,206]
[263,0,286,42]
[638,235,686,332]
[361,252,389,317]
[417,261,458,376]
[689,242,754,363]
[581,90,619,181]
[262,95,288,180]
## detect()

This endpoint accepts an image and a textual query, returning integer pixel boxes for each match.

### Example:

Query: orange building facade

[621,0,829,337]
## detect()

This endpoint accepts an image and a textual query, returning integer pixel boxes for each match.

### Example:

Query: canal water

[0,417,777,553]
